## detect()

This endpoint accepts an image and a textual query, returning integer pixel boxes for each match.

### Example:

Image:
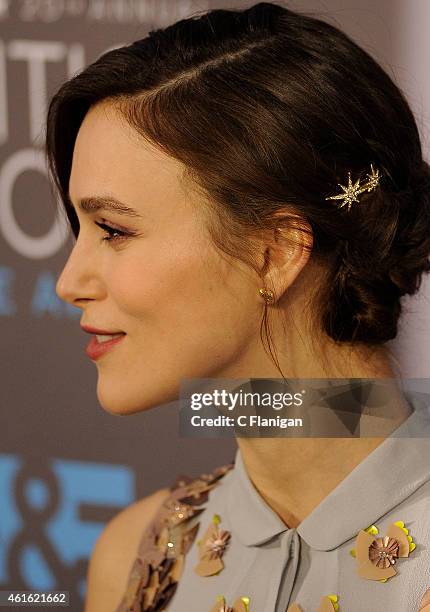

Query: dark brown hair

[45,1,430,370]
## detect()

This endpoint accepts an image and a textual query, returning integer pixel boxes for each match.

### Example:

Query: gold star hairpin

[362,164,381,192]
[325,164,381,212]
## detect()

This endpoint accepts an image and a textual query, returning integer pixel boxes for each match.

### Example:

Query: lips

[85,333,126,361]
[81,324,125,335]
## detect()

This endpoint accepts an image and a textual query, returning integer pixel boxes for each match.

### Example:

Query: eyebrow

[67,195,143,218]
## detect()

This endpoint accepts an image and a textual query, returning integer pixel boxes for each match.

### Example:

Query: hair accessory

[212,595,250,612]
[194,513,231,577]
[259,287,275,304]
[349,520,415,582]
[287,594,339,611]
[325,164,381,212]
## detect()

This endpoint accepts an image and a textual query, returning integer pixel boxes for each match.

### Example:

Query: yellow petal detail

[410,542,416,552]
[349,548,356,557]
[324,594,339,610]
[365,525,379,535]
[394,520,405,528]
[213,514,221,525]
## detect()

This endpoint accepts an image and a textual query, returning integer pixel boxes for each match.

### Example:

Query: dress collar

[226,391,430,551]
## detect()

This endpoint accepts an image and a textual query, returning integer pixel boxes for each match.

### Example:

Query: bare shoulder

[84,486,171,612]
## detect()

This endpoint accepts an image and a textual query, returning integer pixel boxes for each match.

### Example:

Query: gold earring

[259,288,274,304]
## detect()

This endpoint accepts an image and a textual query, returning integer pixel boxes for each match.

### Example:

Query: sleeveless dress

[115,391,430,611]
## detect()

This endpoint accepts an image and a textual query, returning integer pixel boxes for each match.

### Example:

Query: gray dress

[119,391,430,611]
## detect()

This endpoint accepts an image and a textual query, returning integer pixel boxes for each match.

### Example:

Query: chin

[95,377,179,416]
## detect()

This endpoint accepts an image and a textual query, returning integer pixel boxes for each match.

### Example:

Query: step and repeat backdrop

[1,0,429,607]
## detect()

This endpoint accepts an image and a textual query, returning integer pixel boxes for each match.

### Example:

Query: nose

[56,237,105,308]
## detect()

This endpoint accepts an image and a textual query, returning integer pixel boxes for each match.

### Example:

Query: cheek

[106,240,259,342]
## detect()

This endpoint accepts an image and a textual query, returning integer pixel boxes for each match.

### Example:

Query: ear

[259,214,313,303]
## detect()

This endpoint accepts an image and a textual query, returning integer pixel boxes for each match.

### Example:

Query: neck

[235,348,412,529]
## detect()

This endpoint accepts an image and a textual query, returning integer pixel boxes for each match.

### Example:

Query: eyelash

[94,221,130,244]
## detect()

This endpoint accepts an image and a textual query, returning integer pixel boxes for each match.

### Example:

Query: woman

[46,2,430,611]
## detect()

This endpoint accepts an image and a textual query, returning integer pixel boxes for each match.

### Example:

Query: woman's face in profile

[56,101,265,415]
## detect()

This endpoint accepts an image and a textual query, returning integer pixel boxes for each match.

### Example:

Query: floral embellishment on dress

[194,513,231,577]
[122,554,184,611]
[204,514,231,559]
[211,595,250,612]
[115,461,234,612]
[349,520,415,582]
[419,586,430,611]
[178,476,220,504]
[287,594,339,611]
[368,535,399,568]
[163,500,197,527]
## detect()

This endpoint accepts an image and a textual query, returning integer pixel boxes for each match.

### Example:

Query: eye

[94,221,129,244]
